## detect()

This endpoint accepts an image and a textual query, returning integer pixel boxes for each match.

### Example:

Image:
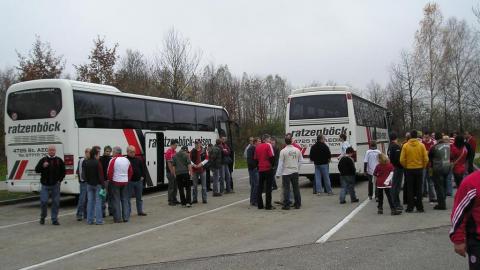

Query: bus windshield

[289,94,348,120]
[7,88,62,120]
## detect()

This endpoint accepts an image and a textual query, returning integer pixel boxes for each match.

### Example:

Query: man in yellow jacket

[400,130,429,213]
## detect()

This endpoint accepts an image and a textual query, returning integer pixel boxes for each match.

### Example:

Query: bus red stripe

[123,129,142,155]
[14,160,28,180]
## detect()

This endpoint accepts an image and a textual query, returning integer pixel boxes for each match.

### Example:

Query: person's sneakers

[187,203,192,208]
[274,201,283,205]
[76,217,83,221]
[433,205,447,210]
[417,209,425,213]
[377,209,383,214]
[202,200,207,204]
[192,200,198,204]
[138,212,147,216]
[123,220,129,223]
[52,221,60,225]
[281,206,290,210]
[369,196,373,200]
[396,206,404,211]
[213,193,222,197]
[96,222,104,225]
[39,218,45,225]
[313,191,318,195]
[340,201,346,204]
[405,208,414,213]
[294,205,301,209]
[352,198,360,203]
[114,220,122,223]
[391,209,402,216]
[265,206,276,210]
[327,192,335,196]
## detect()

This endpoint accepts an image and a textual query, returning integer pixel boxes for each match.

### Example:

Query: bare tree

[75,36,119,84]
[158,28,201,100]
[115,49,151,95]
[390,50,422,129]
[16,36,65,81]
[415,2,444,130]
[444,18,478,132]
[366,79,386,106]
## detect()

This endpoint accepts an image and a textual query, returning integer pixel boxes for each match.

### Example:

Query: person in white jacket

[276,134,303,210]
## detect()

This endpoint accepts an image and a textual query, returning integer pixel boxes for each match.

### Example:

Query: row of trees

[379,3,480,135]
[0,29,290,151]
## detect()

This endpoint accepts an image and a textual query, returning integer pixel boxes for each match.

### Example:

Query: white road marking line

[18,197,250,270]
[315,198,370,244]
[0,175,249,230]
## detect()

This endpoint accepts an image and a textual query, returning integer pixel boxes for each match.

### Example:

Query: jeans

[102,182,114,217]
[128,180,144,214]
[111,184,130,222]
[167,172,178,203]
[339,175,357,202]
[40,183,60,222]
[212,167,223,193]
[177,173,192,205]
[257,170,273,209]
[222,164,232,192]
[76,182,88,219]
[192,171,207,203]
[446,170,453,196]
[391,167,404,208]
[422,169,436,201]
[282,173,301,208]
[248,168,259,205]
[87,184,103,224]
[377,188,394,210]
[432,170,448,208]
[367,174,376,198]
[405,168,424,211]
[314,164,332,193]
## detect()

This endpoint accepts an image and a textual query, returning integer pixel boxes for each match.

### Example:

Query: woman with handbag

[373,153,401,216]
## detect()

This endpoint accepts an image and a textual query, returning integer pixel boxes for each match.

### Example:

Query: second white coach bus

[5,79,234,194]
[286,86,391,179]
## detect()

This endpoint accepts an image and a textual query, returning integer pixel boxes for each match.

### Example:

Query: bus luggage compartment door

[145,132,164,187]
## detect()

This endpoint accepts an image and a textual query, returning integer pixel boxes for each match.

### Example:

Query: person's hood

[408,138,421,146]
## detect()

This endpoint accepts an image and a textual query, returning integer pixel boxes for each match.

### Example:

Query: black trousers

[257,170,273,209]
[377,188,394,210]
[176,173,192,205]
[454,173,465,189]
[405,168,424,211]
[432,170,448,208]
[467,237,480,270]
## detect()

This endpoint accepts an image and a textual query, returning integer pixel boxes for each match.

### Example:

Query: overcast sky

[0,0,478,89]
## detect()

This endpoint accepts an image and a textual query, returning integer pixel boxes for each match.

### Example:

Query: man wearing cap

[190,140,209,204]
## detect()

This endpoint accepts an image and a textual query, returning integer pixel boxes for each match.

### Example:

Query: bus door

[144,132,164,187]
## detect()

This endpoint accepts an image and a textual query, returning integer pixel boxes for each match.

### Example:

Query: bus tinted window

[173,104,196,130]
[196,107,215,131]
[352,96,386,128]
[113,97,146,129]
[7,88,62,120]
[146,100,173,130]
[74,91,113,128]
[289,94,348,120]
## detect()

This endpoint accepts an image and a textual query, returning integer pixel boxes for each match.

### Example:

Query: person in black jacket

[309,135,333,195]
[82,147,105,225]
[338,147,359,204]
[388,132,404,211]
[35,145,66,225]
[126,145,147,216]
[247,137,259,206]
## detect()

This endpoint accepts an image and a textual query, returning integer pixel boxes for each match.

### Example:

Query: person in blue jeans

[83,147,105,225]
[35,145,66,225]
[76,148,90,221]
[246,138,259,206]
[309,135,333,195]
[126,145,147,215]
[338,147,359,203]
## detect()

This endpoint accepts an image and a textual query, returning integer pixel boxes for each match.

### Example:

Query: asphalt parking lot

[0,169,467,270]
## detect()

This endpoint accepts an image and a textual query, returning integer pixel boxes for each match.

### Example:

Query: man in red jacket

[450,170,480,269]
[254,134,275,210]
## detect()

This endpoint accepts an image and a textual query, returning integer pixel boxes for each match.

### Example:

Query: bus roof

[290,86,351,95]
[7,79,226,111]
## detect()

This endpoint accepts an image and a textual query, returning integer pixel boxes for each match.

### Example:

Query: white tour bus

[286,86,391,179]
[5,79,234,194]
